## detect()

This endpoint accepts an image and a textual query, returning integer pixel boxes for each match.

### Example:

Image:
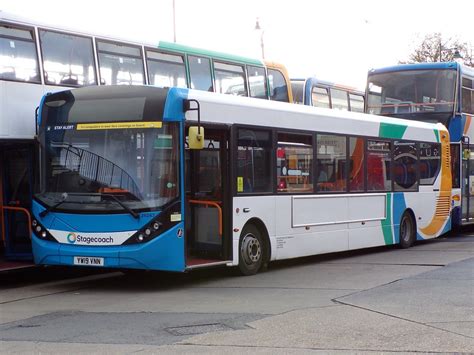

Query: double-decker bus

[366,62,473,228]
[0,11,292,268]
[32,85,451,275]
[291,78,365,112]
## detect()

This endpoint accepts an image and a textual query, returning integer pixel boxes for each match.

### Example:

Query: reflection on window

[277,133,313,193]
[367,69,456,115]
[367,140,392,191]
[349,93,365,112]
[188,55,212,91]
[268,69,289,102]
[97,40,144,86]
[349,137,365,192]
[146,50,186,88]
[317,134,346,192]
[214,61,247,96]
[0,25,40,83]
[330,88,349,110]
[419,142,440,185]
[237,129,272,193]
[40,30,96,86]
[394,141,418,191]
[311,87,330,108]
[248,66,267,99]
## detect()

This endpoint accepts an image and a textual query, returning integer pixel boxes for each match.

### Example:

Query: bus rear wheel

[399,211,416,249]
[238,224,264,276]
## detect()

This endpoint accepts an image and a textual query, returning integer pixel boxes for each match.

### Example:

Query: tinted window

[214,61,247,96]
[0,25,40,83]
[277,133,313,193]
[462,77,473,114]
[188,55,212,91]
[97,40,144,85]
[40,30,96,86]
[146,50,186,88]
[317,134,347,192]
[268,69,289,102]
[248,66,267,99]
[311,87,330,108]
[393,141,418,191]
[237,129,272,193]
[419,142,440,185]
[349,93,365,112]
[330,88,349,110]
[367,140,392,191]
[349,137,365,192]
[451,144,460,189]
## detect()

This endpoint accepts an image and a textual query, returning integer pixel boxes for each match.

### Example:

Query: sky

[2,0,473,89]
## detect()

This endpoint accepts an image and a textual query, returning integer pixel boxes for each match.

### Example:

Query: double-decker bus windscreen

[367,69,457,124]
[36,87,179,214]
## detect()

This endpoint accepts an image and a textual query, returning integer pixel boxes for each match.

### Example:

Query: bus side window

[248,66,268,99]
[96,40,145,86]
[367,140,392,192]
[311,87,330,109]
[268,69,289,102]
[188,55,213,92]
[40,30,96,86]
[0,24,41,83]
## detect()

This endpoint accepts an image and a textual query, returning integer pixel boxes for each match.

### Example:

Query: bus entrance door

[185,128,230,268]
[0,144,33,263]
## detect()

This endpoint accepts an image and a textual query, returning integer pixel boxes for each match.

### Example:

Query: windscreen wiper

[39,192,69,218]
[100,193,139,219]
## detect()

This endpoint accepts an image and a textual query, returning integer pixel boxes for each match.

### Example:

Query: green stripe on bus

[434,129,440,143]
[381,193,393,245]
[378,122,407,139]
[158,41,264,66]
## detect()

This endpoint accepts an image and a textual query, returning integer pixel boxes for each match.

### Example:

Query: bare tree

[401,33,473,67]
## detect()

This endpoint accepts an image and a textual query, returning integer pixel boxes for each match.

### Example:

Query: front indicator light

[41,231,47,238]
[35,226,42,233]
[145,228,152,236]
[137,234,144,242]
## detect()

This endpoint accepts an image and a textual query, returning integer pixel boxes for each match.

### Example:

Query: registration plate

[73,256,104,267]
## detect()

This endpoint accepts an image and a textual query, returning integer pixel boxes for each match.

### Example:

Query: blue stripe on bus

[163,87,189,122]
[32,200,158,232]
[392,192,407,244]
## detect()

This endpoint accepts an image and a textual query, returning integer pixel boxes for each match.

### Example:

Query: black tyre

[238,224,265,276]
[399,211,416,249]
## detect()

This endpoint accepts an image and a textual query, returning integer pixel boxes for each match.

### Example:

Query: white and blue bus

[0,11,292,268]
[32,85,451,274]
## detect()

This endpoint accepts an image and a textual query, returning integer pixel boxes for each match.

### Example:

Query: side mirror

[188,126,205,149]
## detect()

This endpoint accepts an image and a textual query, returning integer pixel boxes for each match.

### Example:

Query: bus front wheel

[238,224,264,276]
[399,211,416,249]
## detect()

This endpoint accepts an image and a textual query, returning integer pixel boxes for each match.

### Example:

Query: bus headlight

[122,200,180,245]
[31,219,57,242]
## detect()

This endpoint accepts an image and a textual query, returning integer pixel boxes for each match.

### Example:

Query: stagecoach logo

[65,232,114,245]
[67,232,77,244]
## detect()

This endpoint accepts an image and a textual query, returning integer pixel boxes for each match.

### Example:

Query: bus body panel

[32,223,186,271]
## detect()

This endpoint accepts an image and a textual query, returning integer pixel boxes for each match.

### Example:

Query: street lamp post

[173,0,177,43]
[254,18,265,60]
[438,41,463,62]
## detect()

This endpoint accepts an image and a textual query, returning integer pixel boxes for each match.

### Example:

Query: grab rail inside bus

[0,206,32,241]
[188,199,222,237]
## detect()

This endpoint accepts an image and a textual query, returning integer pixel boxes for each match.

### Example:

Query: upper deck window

[268,69,289,102]
[311,87,330,109]
[330,88,349,110]
[0,24,40,83]
[462,76,473,114]
[214,62,248,96]
[367,69,456,117]
[214,61,247,96]
[188,55,213,91]
[146,50,187,88]
[349,93,365,112]
[248,66,268,99]
[40,30,96,86]
[97,40,145,86]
